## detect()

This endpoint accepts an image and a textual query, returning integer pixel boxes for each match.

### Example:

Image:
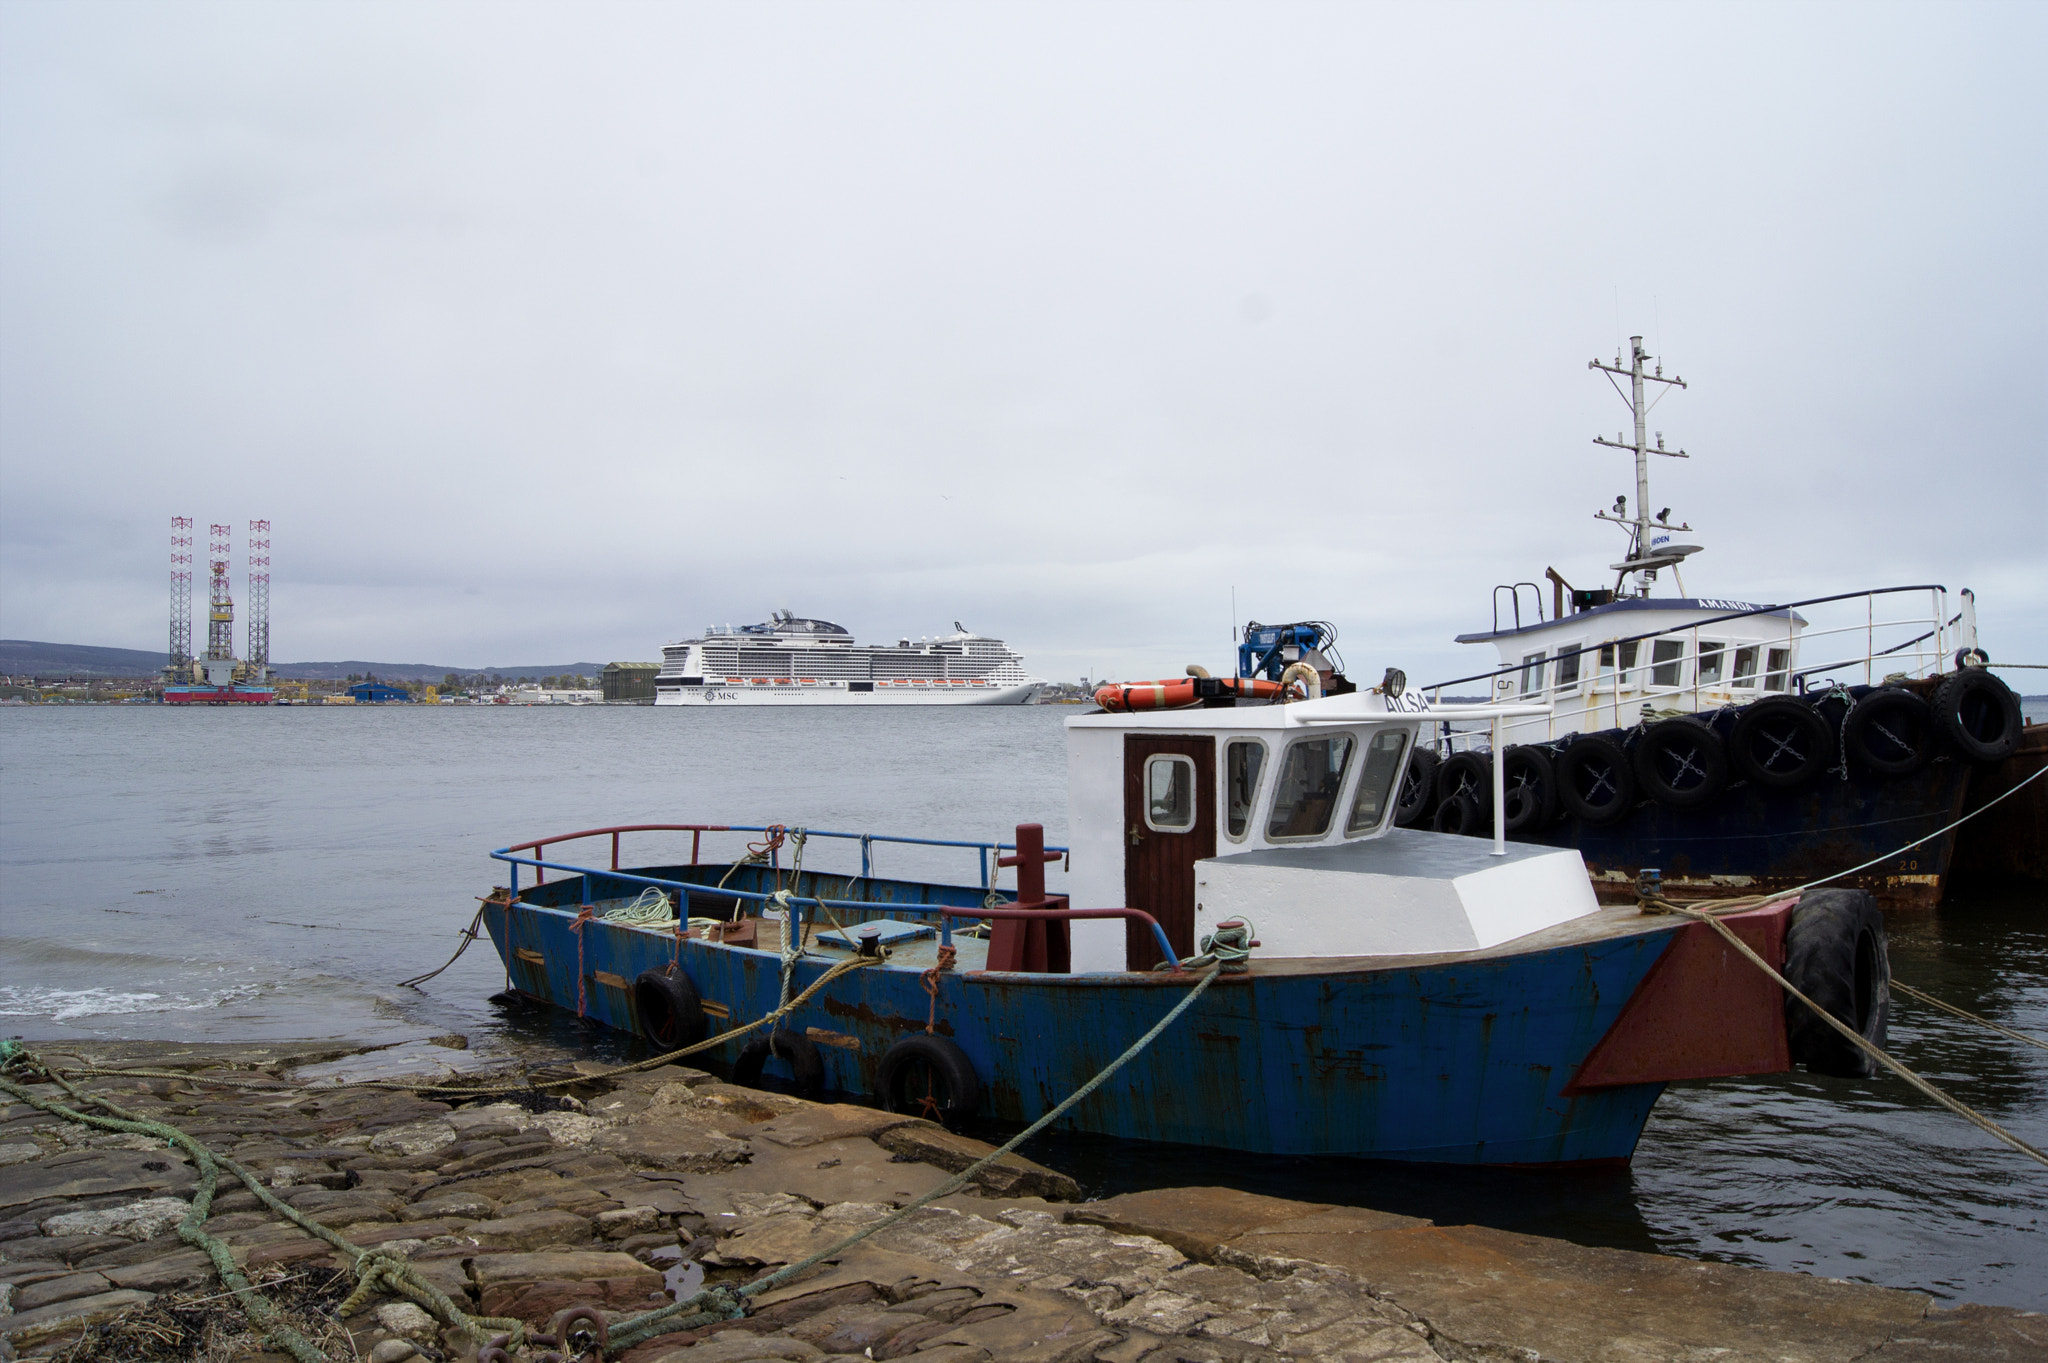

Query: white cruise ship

[654,612,1045,706]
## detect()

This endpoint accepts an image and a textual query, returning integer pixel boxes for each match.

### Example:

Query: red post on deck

[611,832,620,871]
[535,842,546,886]
[986,823,1070,973]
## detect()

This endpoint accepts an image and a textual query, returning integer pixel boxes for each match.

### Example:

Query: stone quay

[0,1038,2040,1362]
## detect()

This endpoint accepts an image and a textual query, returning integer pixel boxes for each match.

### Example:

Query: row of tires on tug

[1389,669,2026,1082]
[1398,667,2026,835]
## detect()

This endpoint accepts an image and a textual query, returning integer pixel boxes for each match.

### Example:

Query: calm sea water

[2,704,2043,1308]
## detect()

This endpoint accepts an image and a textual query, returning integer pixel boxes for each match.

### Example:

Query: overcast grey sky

[2,2,2042,686]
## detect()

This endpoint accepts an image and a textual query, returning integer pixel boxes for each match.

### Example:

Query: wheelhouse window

[1143,755,1197,832]
[1519,652,1546,697]
[1553,646,1582,693]
[1763,647,1792,692]
[1697,641,1726,686]
[1222,739,1266,842]
[1266,734,1355,841]
[1650,639,1685,687]
[1731,646,1760,688]
[1616,640,1639,684]
[1345,730,1409,835]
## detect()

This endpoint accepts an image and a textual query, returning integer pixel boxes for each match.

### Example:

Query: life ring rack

[1094,675,1289,713]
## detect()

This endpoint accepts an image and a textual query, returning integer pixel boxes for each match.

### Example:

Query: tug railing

[1418,584,1967,754]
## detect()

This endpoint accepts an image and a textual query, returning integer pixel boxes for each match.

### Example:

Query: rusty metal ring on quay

[550,1304,610,1358]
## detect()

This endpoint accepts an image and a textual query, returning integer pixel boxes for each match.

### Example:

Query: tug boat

[1396,337,2027,910]
[478,688,1884,1165]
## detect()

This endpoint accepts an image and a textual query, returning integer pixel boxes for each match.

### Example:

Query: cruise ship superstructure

[654,612,1045,706]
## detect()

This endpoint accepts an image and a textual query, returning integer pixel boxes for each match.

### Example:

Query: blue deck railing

[484,822,1170,958]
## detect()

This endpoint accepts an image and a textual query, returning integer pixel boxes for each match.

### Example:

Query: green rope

[605,963,1225,1352]
[0,1056,526,1361]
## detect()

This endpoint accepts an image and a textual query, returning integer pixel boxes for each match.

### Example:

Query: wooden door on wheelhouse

[1122,734,1217,970]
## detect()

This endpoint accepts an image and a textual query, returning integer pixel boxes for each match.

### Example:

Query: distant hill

[0,641,609,682]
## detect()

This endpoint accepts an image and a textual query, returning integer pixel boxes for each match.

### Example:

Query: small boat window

[1731,646,1760,688]
[1345,730,1409,835]
[1616,640,1639,684]
[1519,652,1546,697]
[1650,639,1686,687]
[1764,647,1792,692]
[1144,755,1197,832]
[1697,641,1726,686]
[1222,738,1267,842]
[1554,646,1582,692]
[1266,734,1355,842]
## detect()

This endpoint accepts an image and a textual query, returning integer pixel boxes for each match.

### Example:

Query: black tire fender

[631,968,708,1051]
[876,1034,982,1126]
[1395,748,1440,828]
[1842,687,1937,776]
[1435,752,1491,812]
[1782,888,1890,1078]
[1431,791,1481,836]
[1500,745,1558,834]
[1729,697,1834,789]
[1556,732,1637,824]
[733,1030,825,1099]
[1931,669,2022,764]
[1633,717,1730,810]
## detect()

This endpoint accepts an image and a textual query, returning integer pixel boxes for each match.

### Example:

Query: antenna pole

[1590,336,1688,594]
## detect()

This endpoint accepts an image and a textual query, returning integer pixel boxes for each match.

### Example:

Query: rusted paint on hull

[482,882,1688,1166]
[1950,725,2048,883]
[1526,759,1974,912]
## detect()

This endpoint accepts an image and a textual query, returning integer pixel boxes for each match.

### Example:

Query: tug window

[1267,734,1355,841]
[1650,639,1686,687]
[1764,647,1792,692]
[1143,755,1197,832]
[1732,646,1760,688]
[1519,652,1546,697]
[1697,641,1726,686]
[1223,739,1267,842]
[1616,640,1639,683]
[1345,730,1409,835]
[1554,647,1582,692]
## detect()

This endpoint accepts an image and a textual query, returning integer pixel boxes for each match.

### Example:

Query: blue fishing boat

[478,691,1888,1166]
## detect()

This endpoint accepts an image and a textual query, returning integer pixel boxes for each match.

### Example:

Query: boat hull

[482,892,1690,1165]
[1516,758,1974,911]
[656,681,1043,706]
[162,684,275,705]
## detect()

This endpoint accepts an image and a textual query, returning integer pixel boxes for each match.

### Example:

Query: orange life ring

[1092,677,1285,712]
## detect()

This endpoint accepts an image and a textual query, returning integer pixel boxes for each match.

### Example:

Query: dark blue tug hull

[483,862,1684,1166]
[1518,759,1974,911]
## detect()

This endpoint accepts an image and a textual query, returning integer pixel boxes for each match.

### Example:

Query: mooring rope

[1888,980,2048,1053]
[48,953,880,1100]
[600,962,1226,1353]
[0,1047,529,1362]
[1639,898,2048,1170]
[0,960,1225,1360]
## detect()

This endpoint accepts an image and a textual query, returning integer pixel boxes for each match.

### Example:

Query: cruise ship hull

[656,679,1041,706]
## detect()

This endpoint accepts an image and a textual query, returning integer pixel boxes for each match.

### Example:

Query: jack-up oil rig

[162,518,275,704]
